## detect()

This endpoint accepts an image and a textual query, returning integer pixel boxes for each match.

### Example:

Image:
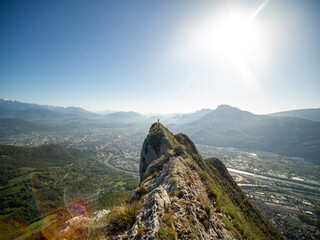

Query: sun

[204,4,268,88]
[212,11,261,60]
[173,1,268,88]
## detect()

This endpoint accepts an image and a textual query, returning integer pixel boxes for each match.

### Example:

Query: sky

[1,0,320,114]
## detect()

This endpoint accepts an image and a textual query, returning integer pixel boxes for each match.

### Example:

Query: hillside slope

[0,145,138,239]
[123,123,283,239]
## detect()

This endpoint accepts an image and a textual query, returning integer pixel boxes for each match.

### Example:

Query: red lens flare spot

[68,202,89,218]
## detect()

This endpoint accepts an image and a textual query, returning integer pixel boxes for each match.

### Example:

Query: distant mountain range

[96,109,115,115]
[268,108,320,122]
[0,99,101,120]
[0,99,150,123]
[103,111,148,122]
[169,105,320,164]
[1,98,319,164]
[1,98,319,123]
[164,108,212,125]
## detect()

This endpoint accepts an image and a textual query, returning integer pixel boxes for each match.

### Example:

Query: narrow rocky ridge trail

[123,123,283,240]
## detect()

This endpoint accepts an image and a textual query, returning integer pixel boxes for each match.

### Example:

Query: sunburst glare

[213,11,261,60]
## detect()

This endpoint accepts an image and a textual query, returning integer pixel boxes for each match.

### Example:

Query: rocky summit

[124,123,283,239]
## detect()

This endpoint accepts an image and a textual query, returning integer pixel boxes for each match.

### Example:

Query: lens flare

[27,170,111,240]
[67,202,89,219]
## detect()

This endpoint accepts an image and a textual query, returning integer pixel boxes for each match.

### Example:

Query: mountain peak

[129,123,283,239]
[139,122,180,180]
[216,104,241,112]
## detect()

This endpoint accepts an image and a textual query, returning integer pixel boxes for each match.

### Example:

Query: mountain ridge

[123,123,283,239]
[0,98,105,120]
[171,106,320,164]
[1,98,320,164]
[268,108,320,122]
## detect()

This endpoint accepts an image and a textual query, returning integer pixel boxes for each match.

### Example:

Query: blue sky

[1,0,320,114]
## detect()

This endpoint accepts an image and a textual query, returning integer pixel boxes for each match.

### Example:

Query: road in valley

[227,168,320,191]
[103,153,137,177]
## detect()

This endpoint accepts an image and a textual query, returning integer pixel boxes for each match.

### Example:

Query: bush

[206,186,218,201]
[136,186,148,198]
[156,226,176,240]
[169,189,183,198]
[168,177,177,184]
[163,212,174,227]
[197,195,211,214]
[106,202,142,235]
[137,226,147,238]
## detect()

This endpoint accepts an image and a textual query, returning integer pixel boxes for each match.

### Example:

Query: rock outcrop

[126,123,283,239]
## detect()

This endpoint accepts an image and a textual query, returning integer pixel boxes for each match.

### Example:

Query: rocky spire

[139,122,179,181]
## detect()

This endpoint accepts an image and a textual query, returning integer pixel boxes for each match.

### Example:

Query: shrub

[155,207,176,240]
[156,226,176,240]
[203,219,209,230]
[206,186,218,201]
[216,205,222,213]
[163,209,174,228]
[199,171,210,181]
[168,177,177,184]
[187,170,195,186]
[143,175,153,183]
[222,218,242,239]
[136,185,148,198]
[137,226,147,238]
[57,218,91,240]
[217,221,223,230]
[197,195,211,214]
[169,189,183,198]
[106,202,142,235]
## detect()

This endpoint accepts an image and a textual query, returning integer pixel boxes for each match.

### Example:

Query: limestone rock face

[129,186,171,239]
[126,123,283,240]
[139,123,178,181]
